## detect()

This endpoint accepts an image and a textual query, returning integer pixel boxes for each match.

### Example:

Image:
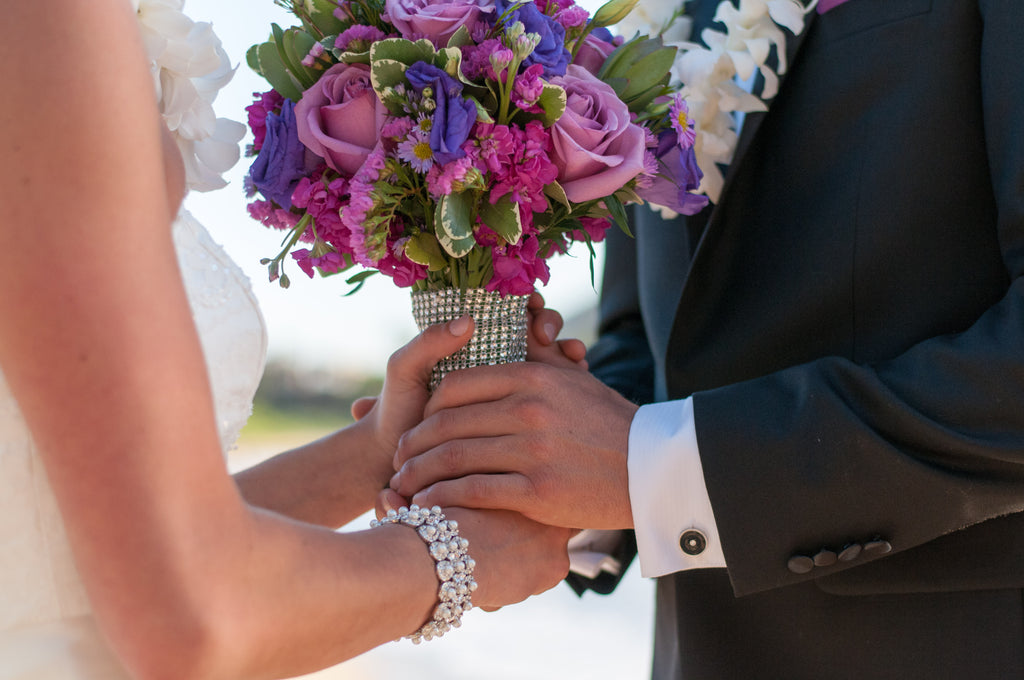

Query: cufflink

[679,529,707,556]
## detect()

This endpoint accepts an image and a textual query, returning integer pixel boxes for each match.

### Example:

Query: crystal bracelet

[370,505,477,643]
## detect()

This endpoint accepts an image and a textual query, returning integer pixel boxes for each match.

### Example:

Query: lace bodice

[0,211,266,672]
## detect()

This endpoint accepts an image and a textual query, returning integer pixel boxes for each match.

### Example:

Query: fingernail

[381,496,395,512]
[412,487,430,506]
[449,315,470,336]
[389,471,402,488]
[543,322,556,344]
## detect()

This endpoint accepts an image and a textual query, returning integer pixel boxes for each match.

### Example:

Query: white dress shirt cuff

[627,398,727,577]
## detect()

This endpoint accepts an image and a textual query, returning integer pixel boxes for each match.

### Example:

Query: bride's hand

[358,316,476,465]
[351,292,586,427]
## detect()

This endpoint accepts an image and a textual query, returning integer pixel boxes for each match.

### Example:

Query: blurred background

[184,1,655,677]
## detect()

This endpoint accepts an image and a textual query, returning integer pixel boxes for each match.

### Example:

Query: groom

[390,0,1024,677]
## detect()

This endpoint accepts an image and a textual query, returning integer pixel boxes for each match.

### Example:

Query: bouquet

[243,0,708,295]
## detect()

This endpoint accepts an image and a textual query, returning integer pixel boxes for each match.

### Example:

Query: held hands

[443,507,572,610]
[353,292,586,454]
[388,361,639,531]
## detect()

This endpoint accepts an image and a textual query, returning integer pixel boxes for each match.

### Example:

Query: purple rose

[548,65,647,203]
[294,62,388,176]
[385,0,496,45]
[405,62,477,164]
[496,0,570,77]
[571,28,617,76]
[248,99,313,209]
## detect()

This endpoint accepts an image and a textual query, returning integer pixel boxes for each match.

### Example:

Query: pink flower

[555,5,589,29]
[294,62,388,176]
[486,234,550,296]
[485,121,558,218]
[246,90,284,153]
[247,199,301,232]
[291,169,352,248]
[292,248,347,278]
[384,0,496,46]
[512,64,545,113]
[571,31,617,76]
[548,65,647,203]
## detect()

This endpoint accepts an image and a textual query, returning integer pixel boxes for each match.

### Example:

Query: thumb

[350,396,378,421]
[388,315,475,389]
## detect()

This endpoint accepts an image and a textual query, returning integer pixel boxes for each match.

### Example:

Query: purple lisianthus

[248,99,313,209]
[496,0,570,77]
[385,0,496,46]
[405,62,477,164]
[636,128,709,215]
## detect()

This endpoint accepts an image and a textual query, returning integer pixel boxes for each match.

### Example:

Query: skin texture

[387,362,638,530]
[0,2,574,678]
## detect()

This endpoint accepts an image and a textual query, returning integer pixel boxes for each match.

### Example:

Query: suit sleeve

[694,0,1024,597]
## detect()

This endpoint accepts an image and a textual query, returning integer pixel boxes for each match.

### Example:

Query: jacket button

[787,555,814,574]
[864,540,892,555]
[679,529,707,555]
[813,550,837,567]
[838,543,863,562]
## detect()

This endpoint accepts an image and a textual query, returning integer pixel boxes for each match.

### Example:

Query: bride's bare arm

[231,320,473,528]
[0,4,569,680]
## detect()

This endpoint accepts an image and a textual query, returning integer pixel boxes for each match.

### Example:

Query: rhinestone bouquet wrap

[370,505,477,644]
[411,288,529,389]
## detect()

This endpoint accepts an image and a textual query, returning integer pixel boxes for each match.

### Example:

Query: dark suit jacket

[586,0,1024,607]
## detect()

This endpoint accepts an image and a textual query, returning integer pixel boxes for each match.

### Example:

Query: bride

[0,2,584,678]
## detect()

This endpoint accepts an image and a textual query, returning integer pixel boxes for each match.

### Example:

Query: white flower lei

[626,0,817,204]
[133,0,246,192]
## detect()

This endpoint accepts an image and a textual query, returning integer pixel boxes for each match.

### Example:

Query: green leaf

[437,193,477,258]
[370,38,436,67]
[604,194,634,238]
[544,181,571,209]
[405,233,449,271]
[436,47,464,79]
[246,44,263,76]
[307,0,347,34]
[536,84,567,126]
[370,58,409,94]
[343,270,377,296]
[281,28,320,90]
[479,196,523,245]
[621,48,677,100]
[252,41,304,101]
[446,25,474,49]
[469,95,495,124]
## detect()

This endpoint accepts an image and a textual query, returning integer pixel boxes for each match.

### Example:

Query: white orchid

[627,0,815,205]
[135,0,244,192]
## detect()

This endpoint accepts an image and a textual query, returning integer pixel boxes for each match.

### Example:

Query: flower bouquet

[243,0,706,382]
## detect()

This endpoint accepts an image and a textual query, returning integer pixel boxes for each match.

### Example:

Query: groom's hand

[389,362,638,530]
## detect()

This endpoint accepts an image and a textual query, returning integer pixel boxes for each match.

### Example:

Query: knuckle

[511,397,548,430]
[438,441,468,477]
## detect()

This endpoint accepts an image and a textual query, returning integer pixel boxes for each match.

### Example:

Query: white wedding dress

[0,210,267,678]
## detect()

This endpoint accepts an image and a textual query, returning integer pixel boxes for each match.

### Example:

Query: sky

[184,0,607,373]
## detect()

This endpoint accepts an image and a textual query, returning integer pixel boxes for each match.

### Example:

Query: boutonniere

[626,0,818,206]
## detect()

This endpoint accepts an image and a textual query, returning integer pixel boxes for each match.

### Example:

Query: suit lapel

[718,7,819,200]
[663,4,819,398]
